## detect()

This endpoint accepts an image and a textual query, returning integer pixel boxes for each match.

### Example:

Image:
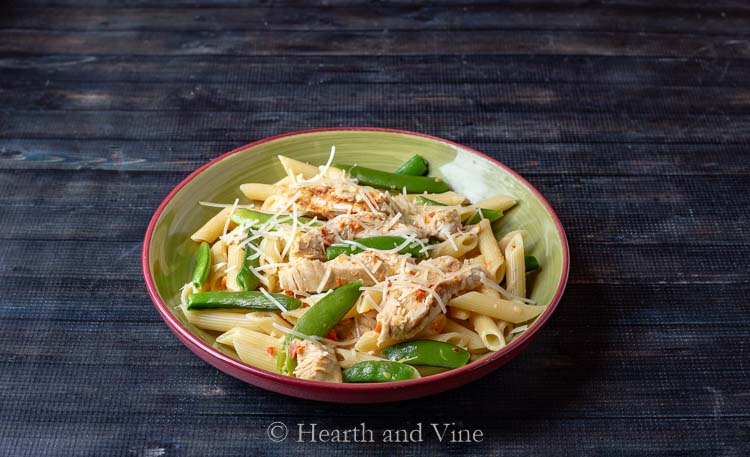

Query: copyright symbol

[266,422,288,442]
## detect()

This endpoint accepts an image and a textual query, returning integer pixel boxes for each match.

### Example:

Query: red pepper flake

[288,342,304,359]
[321,228,327,236]
[336,278,345,286]
[325,330,338,341]
[265,346,275,357]
[283,290,294,297]
[375,322,383,333]
[451,348,460,353]
[415,290,428,300]
[387,281,393,287]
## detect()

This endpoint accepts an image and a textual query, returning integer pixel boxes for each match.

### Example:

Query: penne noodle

[239,183,276,202]
[191,207,234,244]
[428,332,470,349]
[354,330,381,353]
[474,195,517,212]
[278,155,319,179]
[334,348,386,369]
[429,234,478,258]
[498,229,528,252]
[477,219,505,282]
[225,244,244,292]
[470,313,505,351]
[442,319,486,353]
[230,328,284,372]
[356,289,382,314]
[407,191,467,206]
[449,290,545,324]
[504,233,526,298]
[448,306,472,321]
[207,240,228,291]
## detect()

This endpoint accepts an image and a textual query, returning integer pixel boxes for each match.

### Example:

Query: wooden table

[1,1,748,455]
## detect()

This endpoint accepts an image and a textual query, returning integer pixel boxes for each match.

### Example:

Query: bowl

[142,128,569,403]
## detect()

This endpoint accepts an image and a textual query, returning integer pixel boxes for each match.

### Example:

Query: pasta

[179,150,546,384]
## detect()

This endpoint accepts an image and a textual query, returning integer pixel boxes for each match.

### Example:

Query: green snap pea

[236,239,260,291]
[332,164,450,194]
[525,255,540,273]
[191,242,211,289]
[394,154,429,176]
[186,291,301,311]
[381,340,470,369]
[278,280,363,375]
[230,208,322,229]
[325,236,427,260]
[465,208,504,225]
[343,360,419,383]
[414,195,446,206]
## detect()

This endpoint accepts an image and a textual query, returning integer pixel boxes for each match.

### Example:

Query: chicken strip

[288,212,418,262]
[279,251,410,293]
[291,339,342,383]
[376,256,485,347]
[263,181,389,220]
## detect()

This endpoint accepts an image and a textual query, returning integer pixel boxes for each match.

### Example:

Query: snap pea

[414,195,446,206]
[525,255,540,273]
[278,280,363,375]
[332,164,450,193]
[381,340,470,369]
[325,236,427,260]
[230,208,322,229]
[191,242,211,289]
[236,239,260,291]
[343,360,419,383]
[394,154,429,176]
[186,291,301,311]
[465,208,504,225]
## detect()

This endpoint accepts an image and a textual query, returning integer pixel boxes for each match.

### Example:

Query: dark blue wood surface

[1,1,748,456]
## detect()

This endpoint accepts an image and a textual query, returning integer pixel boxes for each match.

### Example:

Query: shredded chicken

[376,256,485,346]
[279,251,410,292]
[292,339,342,383]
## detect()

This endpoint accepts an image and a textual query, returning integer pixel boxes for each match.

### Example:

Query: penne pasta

[477,219,505,282]
[335,348,386,369]
[407,191,467,206]
[504,233,526,298]
[449,290,545,324]
[240,183,276,202]
[230,328,284,372]
[474,195,517,212]
[278,155,319,179]
[429,234,478,258]
[498,229,527,252]
[207,239,228,291]
[470,313,505,351]
[442,319,486,353]
[428,332,471,349]
[191,207,234,244]
[225,244,244,291]
[448,306,471,321]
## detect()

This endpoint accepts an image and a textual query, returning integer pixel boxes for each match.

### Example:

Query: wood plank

[3,110,750,144]
[2,29,750,59]
[4,80,750,115]
[9,0,750,12]
[2,5,749,35]
[0,171,747,244]
[3,139,749,175]
[2,55,748,87]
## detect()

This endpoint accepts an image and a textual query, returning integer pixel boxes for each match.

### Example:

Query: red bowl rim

[142,127,570,394]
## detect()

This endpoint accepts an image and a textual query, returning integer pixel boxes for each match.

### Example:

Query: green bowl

[142,128,569,403]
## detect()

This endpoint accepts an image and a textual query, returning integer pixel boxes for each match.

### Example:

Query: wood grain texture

[0,2,748,456]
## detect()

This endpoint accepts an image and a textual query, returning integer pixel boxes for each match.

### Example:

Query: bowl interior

[147,130,566,360]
